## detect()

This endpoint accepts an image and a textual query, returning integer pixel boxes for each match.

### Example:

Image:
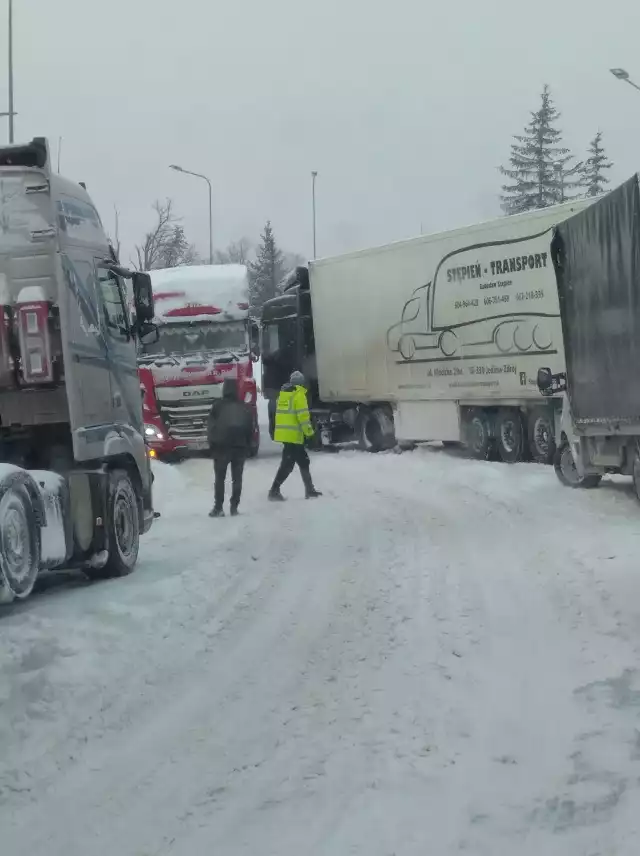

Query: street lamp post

[169,164,213,265]
[1,0,16,142]
[311,171,318,259]
[610,68,640,93]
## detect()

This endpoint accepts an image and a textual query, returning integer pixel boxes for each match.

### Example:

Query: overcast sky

[2,0,640,264]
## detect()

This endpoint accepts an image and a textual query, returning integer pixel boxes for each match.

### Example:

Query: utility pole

[1,0,17,142]
[311,171,318,259]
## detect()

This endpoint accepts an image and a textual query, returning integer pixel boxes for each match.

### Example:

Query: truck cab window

[97,268,129,342]
[265,324,280,354]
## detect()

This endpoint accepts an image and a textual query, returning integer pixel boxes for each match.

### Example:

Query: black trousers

[273,443,311,489]
[213,450,246,510]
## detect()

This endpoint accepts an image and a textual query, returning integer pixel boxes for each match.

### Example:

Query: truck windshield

[140,320,247,358]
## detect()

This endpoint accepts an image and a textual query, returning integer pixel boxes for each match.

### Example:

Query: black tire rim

[364,414,383,450]
[633,455,640,498]
[533,416,551,457]
[500,419,519,454]
[560,446,581,486]
[1,494,32,588]
[471,417,486,453]
[114,485,137,562]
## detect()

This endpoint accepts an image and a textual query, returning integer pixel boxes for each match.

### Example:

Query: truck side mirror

[537,367,553,392]
[132,272,154,324]
[138,321,160,346]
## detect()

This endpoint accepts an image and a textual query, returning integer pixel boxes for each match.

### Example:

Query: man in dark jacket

[207,378,254,517]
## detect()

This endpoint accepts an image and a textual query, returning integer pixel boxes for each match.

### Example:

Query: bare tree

[213,238,254,266]
[134,199,200,270]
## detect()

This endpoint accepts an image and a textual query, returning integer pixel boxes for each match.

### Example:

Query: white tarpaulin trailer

[306,197,596,461]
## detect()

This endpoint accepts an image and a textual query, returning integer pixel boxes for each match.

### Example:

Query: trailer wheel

[527,407,556,465]
[496,409,526,463]
[464,410,496,461]
[554,441,602,489]
[0,483,40,602]
[631,452,640,504]
[88,470,139,580]
[359,408,395,452]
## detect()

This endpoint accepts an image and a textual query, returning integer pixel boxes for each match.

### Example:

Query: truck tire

[554,440,602,489]
[88,470,139,580]
[632,452,640,504]
[248,432,260,458]
[0,482,41,602]
[527,407,556,465]
[496,409,527,463]
[358,407,395,452]
[464,410,496,461]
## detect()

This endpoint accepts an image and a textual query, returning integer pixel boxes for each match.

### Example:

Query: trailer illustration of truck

[386,231,560,364]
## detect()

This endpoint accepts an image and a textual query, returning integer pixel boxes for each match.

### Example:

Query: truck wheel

[248,425,260,458]
[632,453,640,504]
[527,407,556,465]
[88,470,140,580]
[359,408,395,452]
[464,411,496,461]
[496,409,526,463]
[554,441,602,489]
[0,483,40,602]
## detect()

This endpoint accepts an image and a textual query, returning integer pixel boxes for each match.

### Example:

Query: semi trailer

[261,196,595,462]
[0,137,156,602]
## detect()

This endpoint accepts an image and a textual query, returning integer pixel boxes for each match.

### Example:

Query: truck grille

[155,384,222,444]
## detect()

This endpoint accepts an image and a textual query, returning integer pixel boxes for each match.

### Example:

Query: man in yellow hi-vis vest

[269,371,322,501]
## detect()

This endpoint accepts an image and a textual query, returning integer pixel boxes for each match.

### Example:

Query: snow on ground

[2,435,640,854]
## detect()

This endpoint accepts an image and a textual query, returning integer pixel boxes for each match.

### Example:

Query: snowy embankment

[2,444,640,854]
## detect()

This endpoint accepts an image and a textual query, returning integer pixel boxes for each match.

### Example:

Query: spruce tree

[248,221,285,311]
[500,85,577,214]
[580,131,612,197]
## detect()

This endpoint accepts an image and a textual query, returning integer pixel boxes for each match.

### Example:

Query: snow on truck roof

[149,264,249,324]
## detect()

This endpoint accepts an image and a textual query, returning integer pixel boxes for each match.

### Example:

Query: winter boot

[301,470,322,499]
[230,505,239,517]
[209,506,225,518]
[268,487,286,502]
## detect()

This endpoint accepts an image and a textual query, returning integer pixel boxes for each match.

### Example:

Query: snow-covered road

[3,437,640,854]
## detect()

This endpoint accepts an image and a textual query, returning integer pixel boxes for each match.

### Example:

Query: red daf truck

[138,265,260,459]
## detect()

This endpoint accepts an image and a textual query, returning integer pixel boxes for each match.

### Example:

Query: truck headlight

[144,424,164,440]
[244,391,253,403]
